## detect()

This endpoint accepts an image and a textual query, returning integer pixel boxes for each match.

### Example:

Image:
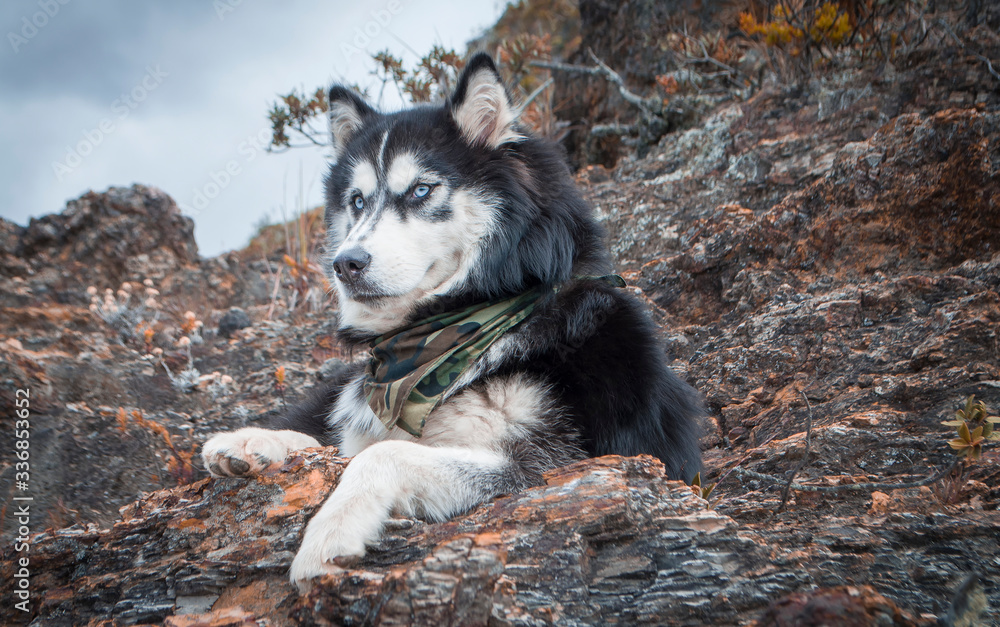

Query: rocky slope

[2,4,1000,626]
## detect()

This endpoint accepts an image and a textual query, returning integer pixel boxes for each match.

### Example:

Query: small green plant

[943,395,999,460]
[737,0,929,78]
[179,310,205,343]
[87,279,161,343]
[690,471,716,502]
[267,86,331,152]
[934,395,999,505]
[158,335,197,393]
[739,2,853,55]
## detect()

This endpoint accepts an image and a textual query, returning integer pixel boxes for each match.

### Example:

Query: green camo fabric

[363,286,548,436]
[363,275,626,437]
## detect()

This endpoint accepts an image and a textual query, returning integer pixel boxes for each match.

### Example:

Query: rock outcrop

[2,185,198,307]
[0,184,276,313]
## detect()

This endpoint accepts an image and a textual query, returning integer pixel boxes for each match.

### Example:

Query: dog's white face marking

[328,149,499,334]
[430,188,497,294]
[376,130,391,171]
[386,152,421,195]
[350,160,378,198]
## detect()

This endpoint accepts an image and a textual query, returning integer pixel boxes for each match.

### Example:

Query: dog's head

[323,53,607,336]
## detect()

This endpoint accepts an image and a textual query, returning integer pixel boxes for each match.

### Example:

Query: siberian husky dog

[202,53,702,590]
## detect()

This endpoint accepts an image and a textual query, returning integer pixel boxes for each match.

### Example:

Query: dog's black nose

[332,248,371,285]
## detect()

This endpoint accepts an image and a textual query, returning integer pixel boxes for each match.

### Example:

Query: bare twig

[773,390,814,515]
[973,52,998,80]
[679,34,746,80]
[291,126,327,147]
[937,18,1000,81]
[266,266,283,321]
[266,143,327,154]
[586,49,660,115]
[260,253,275,285]
[708,432,780,493]
[735,457,961,493]
[516,77,554,117]
[266,122,327,154]
[529,59,603,77]
[590,123,638,137]
[529,54,660,117]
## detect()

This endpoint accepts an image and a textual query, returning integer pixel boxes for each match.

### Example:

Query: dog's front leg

[289,440,507,590]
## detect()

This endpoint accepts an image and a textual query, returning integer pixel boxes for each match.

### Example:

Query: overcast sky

[0,0,505,257]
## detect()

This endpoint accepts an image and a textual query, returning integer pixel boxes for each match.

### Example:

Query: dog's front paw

[201,427,320,477]
[289,523,366,593]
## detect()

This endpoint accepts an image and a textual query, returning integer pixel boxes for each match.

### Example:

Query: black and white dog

[202,53,702,589]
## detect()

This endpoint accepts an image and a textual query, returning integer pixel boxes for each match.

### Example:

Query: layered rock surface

[11,452,987,626]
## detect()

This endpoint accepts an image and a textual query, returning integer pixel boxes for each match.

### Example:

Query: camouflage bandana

[363,286,549,437]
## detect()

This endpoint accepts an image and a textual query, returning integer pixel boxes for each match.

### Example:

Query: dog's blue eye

[353,195,364,210]
[413,184,431,198]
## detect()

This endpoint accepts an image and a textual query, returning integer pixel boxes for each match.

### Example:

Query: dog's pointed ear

[449,53,522,149]
[328,86,376,158]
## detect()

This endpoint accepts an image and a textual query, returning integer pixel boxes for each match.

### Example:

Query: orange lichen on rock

[163,607,260,627]
[265,467,336,522]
